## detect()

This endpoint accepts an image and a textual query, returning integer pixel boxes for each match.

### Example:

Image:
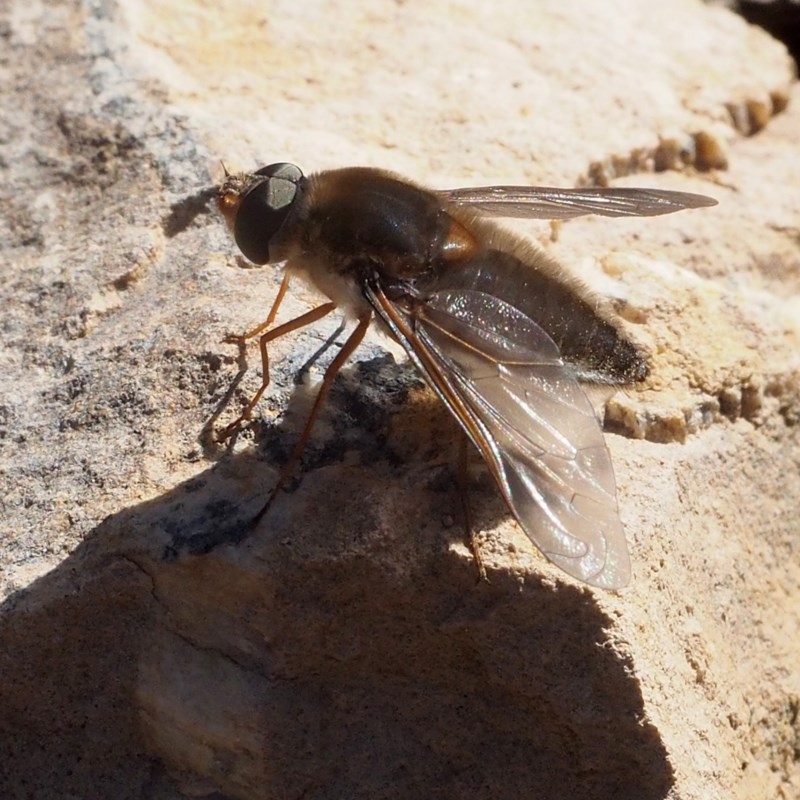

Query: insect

[217,163,716,588]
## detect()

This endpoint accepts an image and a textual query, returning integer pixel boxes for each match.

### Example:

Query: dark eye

[234,163,304,264]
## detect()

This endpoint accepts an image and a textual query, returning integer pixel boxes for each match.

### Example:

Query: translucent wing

[366,285,631,588]
[437,184,717,220]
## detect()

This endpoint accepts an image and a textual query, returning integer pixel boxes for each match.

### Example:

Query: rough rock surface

[1,1,798,799]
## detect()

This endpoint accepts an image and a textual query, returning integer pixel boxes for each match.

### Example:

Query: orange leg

[456,431,487,581]
[226,272,291,345]
[250,314,371,528]
[220,300,337,441]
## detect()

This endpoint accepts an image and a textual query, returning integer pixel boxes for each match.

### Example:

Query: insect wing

[368,286,631,588]
[437,185,717,219]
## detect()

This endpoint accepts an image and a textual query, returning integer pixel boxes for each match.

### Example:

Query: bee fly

[217,162,715,588]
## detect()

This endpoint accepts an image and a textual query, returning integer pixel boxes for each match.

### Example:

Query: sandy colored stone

[1,0,799,799]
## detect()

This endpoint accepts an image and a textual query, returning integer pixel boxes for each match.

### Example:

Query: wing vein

[364,282,631,588]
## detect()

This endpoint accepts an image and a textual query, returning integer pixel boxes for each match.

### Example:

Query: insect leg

[220,300,337,440]
[249,313,372,528]
[226,272,291,344]
[456,431,488,582]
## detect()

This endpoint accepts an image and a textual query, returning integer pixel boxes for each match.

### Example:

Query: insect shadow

[192,337,494,563]
[0,453,674,800]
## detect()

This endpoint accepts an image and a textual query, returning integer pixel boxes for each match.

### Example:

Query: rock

[1,0,798,798]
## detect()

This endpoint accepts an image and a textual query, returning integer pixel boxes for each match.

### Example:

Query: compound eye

[233,163,304,264]
[253,162,303,182]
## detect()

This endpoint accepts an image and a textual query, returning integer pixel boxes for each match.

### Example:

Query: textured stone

[1,1,798,799]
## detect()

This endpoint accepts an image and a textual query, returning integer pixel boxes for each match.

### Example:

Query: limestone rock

[1,1,798,798]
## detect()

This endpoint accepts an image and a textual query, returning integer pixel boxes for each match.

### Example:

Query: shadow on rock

[0,363,673,800]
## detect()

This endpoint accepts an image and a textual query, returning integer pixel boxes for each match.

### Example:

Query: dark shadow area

[737,1,800,65]
[0,360,674,800]
[162,185,218,238]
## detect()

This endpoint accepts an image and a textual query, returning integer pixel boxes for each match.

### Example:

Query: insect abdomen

[428,238,648,385]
